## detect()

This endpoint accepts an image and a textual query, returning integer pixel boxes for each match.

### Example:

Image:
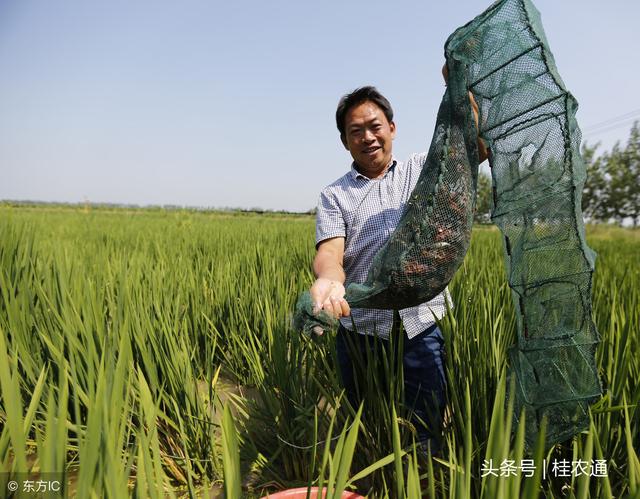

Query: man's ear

[340,134,349,150]
[390,121,397,139]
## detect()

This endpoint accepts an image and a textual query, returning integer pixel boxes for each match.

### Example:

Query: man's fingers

[330,297,344,318]
[467,91,489,161]
[339,298,350,317]
[312,326,324,336]
[468,92,480,127]
[321,296,347,319]
[322,299,335,317]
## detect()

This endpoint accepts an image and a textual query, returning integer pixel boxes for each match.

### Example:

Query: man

[309,82,486,452]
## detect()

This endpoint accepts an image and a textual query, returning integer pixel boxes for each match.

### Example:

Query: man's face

[342,100,396,178]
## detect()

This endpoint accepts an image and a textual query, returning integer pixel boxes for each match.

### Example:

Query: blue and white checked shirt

[315,152,452,339]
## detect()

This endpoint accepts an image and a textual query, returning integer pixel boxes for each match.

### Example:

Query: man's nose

[363,129,375,142]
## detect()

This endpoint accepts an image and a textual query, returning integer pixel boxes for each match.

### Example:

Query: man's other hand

[310,277,350,320]
[469,92,489,162]
[442,62,489,163]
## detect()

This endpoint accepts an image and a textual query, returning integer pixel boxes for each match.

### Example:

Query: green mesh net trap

[294,0,601,448]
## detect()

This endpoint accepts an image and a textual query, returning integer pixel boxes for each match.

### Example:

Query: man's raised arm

[310,237,350,320]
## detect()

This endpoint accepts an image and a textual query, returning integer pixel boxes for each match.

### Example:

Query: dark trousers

[336,322,446,450]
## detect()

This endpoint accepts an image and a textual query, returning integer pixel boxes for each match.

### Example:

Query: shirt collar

[349,157,398,180]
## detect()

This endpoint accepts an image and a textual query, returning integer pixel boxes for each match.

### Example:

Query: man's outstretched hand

[309,277,350,335]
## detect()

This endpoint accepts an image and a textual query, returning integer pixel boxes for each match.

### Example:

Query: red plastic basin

[261,487,364,498]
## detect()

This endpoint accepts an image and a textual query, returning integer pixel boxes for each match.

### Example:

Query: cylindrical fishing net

[294,0,602,448]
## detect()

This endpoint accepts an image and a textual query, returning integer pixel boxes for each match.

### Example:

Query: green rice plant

[221,402,242,499]
[36,366,69,477]
[0,324,47,475]
[244,330,343,485]
[134,368,176,499]
[316,405,364,497]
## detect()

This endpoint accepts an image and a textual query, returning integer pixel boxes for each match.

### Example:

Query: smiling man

[309,85,486,453]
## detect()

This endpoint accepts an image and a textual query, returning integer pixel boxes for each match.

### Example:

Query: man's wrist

[315,276,344,286]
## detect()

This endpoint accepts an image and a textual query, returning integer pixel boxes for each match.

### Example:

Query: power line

[582,117,639,138]
[582,108,640,133]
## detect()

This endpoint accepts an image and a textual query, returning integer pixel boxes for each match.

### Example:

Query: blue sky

[2,0,639,212]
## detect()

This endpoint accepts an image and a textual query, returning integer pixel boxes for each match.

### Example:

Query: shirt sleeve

[315,188,346,247]
[405,152,429,193]
[411,151,429,170]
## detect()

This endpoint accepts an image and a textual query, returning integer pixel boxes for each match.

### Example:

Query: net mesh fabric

[294,0,601,448]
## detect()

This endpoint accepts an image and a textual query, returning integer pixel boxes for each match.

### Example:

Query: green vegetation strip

[0,206,638,497]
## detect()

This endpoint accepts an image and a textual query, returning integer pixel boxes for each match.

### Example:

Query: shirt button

[381,198,387,204]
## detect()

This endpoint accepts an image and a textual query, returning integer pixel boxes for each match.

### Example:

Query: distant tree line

[474,172,493,224]
[581,122,640,226]
[474,121,640,226]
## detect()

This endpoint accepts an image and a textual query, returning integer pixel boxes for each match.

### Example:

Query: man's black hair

[335,86,394,140]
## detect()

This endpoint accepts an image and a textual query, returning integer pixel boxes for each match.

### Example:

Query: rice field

[0,204,638,498]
